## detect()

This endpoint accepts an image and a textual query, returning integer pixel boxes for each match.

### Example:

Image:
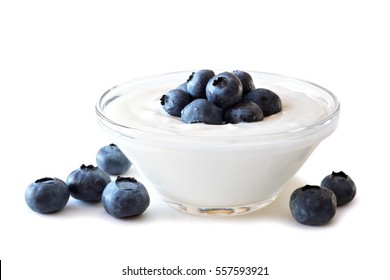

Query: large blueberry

[243,88,282,117]
[160,89,193,117]
[102,176,150,218]
[224,102,264,124]
[290,185,337,226]
[66,164,111,202]
[186,69,215,99]
[25,177,70,214]
[232,70,255,95]
[181,99,223,124]
[321,171,356,206]
[206,72,243,109]
[96,143,132,175]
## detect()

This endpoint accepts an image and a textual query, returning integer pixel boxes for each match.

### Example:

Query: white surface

[1,0,388,279]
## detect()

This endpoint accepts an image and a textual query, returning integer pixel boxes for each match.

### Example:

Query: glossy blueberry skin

[181,99,223,124]
[243,88,282,117]
[290,185,337,226]
[25,177,70,214]
[96,144,132,175]
[102,177,150,218]
[206,72,243,109]
[160,89,193,117]
[232,70,255,95]
[186,69,215,99]
[321,171,356,206]
[224,102,264,124]
[66,164,111,202]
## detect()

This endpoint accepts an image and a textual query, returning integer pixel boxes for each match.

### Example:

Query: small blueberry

[290,185,337,226]
[102,176,150,218]
[25,177,70,214]
[96,143,131,175]
[66,164,111,202]
[181,99,223,124]
[206,72,243,109]
[321,171,356,206]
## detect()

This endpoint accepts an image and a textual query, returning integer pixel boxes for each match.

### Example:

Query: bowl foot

[164,196,277,217]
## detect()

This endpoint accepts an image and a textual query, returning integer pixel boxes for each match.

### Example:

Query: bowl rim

[95,70,340,142]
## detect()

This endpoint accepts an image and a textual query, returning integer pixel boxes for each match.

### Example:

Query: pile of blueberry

[289,171,357,226]
[25,143,356,225]
[160,69,282,124]
[25,144,150,219]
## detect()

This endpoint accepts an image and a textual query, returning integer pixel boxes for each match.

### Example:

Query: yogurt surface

[104,84,328,137]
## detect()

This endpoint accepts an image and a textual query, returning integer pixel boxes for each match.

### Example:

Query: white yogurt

[97,72,339,214]
[104,85,328,138]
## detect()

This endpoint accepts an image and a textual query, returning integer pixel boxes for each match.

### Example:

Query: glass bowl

[95,70,340,216]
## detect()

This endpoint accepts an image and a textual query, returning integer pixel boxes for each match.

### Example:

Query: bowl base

[164,195,277,217]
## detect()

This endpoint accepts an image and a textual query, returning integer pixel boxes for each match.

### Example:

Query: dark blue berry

[160,89,193,117]
[181,99,223,124]
[290,185,337,226]
[224,102,264,124]
[176,82,188,92]
[102,176,150,218]
[206,72,243,109]
[186,69,215,99]
[321,171,356,206]
[96,143,132,175]
[66,164,111,202]
[243,88,282,117]
[25,177,70,214]
[232,70,255,95]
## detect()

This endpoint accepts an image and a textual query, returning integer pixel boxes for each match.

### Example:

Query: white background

[1,0,389,279]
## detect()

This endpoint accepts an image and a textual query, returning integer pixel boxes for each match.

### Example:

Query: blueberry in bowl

[232,70,255,95]
[186,69,215,99]
[181,99,223,124]
[160,89,193,117]
[205,71,243,109]
[243,88,282,117]
[224,101,264,124]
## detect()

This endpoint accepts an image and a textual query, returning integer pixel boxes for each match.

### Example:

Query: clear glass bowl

[95,71,340,216]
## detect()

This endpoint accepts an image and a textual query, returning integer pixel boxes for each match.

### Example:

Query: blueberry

[96,143,131,175]
[206,72,243,109]
[66,164,111,202]
[290,185,337,226]
[181,99,223,124]
[25,177,70,214]
[232,70,255,95]
[224,102,264,124]
[243,88,282,117]
[186,69,215,99]
[102,176,150,218]
[176,82,188,92]
[160,89,193,117]
[321,171,356,206]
